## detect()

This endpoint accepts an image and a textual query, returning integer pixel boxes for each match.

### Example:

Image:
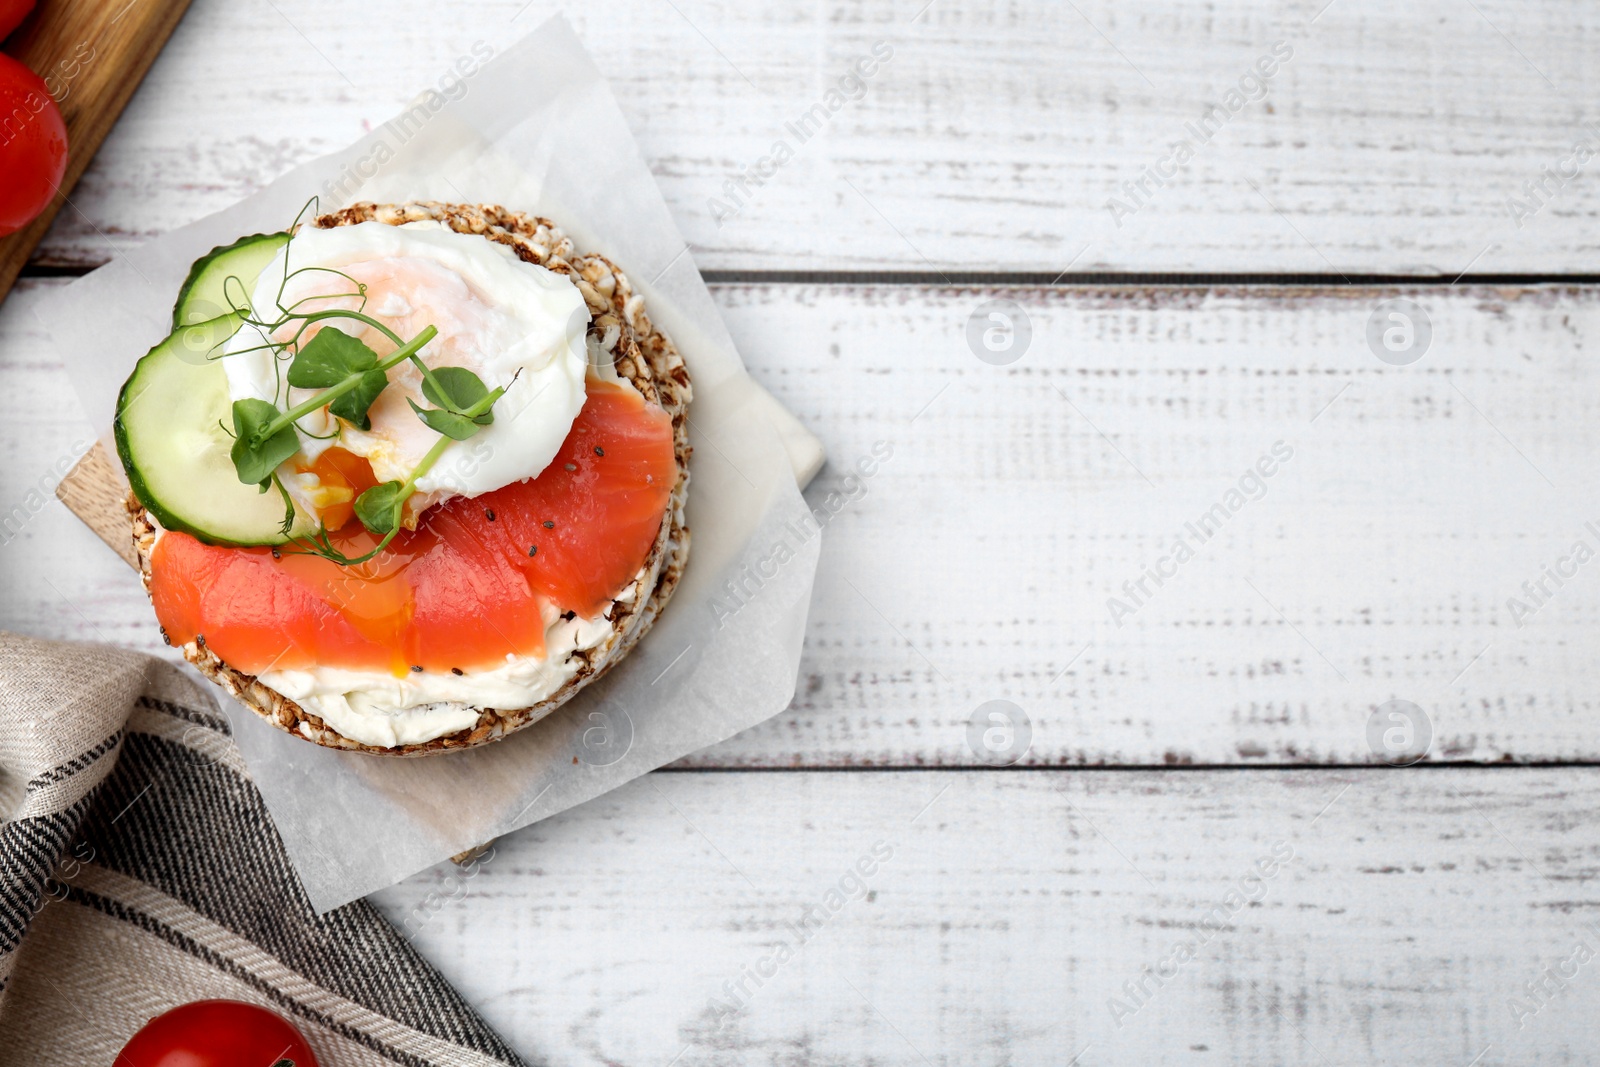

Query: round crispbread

[127,202,692,756]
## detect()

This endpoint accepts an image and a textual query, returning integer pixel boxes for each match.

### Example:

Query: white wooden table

[5,1,1600,1063]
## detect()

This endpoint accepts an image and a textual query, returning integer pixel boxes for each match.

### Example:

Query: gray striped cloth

[0,632,525,1066]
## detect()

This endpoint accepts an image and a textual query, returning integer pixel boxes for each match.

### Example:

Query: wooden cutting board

[0,0,195,305]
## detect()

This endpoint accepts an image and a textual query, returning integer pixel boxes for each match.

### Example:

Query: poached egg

[222,219,590,523]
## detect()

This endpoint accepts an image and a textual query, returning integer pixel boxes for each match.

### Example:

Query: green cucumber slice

[165,312,252,367]
[116,316,315,546]
[172,231,290,328]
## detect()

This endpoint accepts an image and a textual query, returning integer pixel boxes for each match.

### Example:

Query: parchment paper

[36,15,824,912]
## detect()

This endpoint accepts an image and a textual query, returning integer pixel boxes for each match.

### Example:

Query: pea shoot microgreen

[205,198,509,566]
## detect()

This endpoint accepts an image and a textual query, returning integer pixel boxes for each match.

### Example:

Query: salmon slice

[149,380,676,677]
[437,380,677,619]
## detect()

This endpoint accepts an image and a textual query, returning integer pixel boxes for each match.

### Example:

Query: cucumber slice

[165,312,252,367]
[172,231,290,328]
[116,316,315,546]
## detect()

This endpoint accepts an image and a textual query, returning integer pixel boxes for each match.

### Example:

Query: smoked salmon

[149,380,675,677]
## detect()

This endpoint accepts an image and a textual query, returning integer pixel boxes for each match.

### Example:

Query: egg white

[222,219,590,520]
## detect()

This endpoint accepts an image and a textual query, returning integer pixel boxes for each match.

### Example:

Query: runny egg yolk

[297,447,380,533]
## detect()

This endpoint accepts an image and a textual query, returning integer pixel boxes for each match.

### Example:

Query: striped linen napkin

[0,632,524,1066]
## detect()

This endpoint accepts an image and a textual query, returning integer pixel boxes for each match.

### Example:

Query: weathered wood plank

[714,281,1600,766]
[370,767,1600,1067]
[25,0,1600,275]
[8,278,1600,766]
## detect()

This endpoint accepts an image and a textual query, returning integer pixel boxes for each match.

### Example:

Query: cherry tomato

[0,0,33,41]
[116,1000,321,1067]
[0,52,67,238]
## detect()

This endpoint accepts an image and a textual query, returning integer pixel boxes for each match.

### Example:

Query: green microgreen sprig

[294,367,508,566]
[203,197,509,566]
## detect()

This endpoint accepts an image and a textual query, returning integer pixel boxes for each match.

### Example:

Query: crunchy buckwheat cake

[126,202,691,756]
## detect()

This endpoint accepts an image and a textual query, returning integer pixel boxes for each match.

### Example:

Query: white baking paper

[37,15,824,912]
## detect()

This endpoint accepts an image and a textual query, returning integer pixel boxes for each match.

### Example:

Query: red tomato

[0,0,33,41]
[0,52,67,237]
[116,1000,321,1067]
